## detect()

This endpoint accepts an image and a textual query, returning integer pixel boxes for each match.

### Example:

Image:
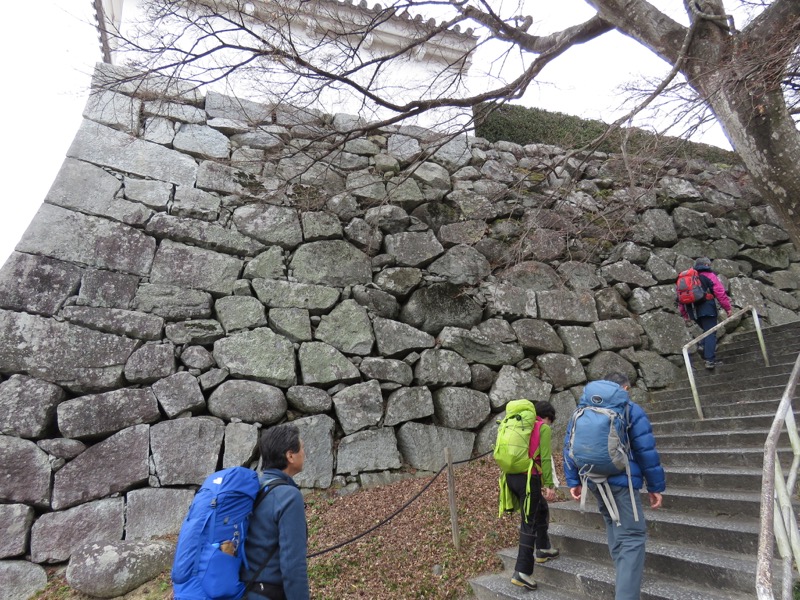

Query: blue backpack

[565,380,639,523]
[172,466,286,600]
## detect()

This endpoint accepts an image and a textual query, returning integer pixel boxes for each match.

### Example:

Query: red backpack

[676,268,713,305]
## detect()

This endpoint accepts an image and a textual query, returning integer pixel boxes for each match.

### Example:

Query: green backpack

[493,399,537,474]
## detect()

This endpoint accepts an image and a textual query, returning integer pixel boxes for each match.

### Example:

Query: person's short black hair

[604,372,631,388]
[535,400,556,422]
[259,423,301,471]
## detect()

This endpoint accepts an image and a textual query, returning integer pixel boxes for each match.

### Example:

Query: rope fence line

[307,450,493,559]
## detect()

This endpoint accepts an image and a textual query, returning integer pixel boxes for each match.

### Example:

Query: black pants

[505,472,542,575]
[533,496,551,551]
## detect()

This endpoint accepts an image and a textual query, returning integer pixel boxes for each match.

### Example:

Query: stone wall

[2,63,799,589]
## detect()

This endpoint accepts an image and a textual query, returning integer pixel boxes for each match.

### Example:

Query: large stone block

[152,372,206,417]
[62,306,165,340]
[150,240,243,295]
[58,388,159,440]
[233,204,303,249]
[384,387,434,426]
[146,213,264,256]
[332,380,383,435]
[52,425,150,510]
[414,349,471,386]
[30,498,124,563]
[252,279,340,315]
[133,284,213,320]
[0,504,35,559]
[433,387,490,429]
[0,375,65,439]
[396,422,475,472]
[0,311,140,393]
[66,539,174,599]
[213,328,297,387]
[384,230,444,267]
[0,253,82,316]
[290,240,372,287]
[223,422,259,468]
[0,561,47,600]
[438,326,524,366]
[67,120,197,186]
[401,283,483,335]
[292,414,336,489]
[298,341,360,386]
[372,317,435,357]
[46,158,152,226]
[150,418,224,486]
[126,488,195,539]
[208,380,287,424]
[75,268,140,309]
[17,204,156,276]
[488,365,552,410]
[537,289,599,323]
[124,343,176,384]
[336,429,401,475]
[315,299,374,355]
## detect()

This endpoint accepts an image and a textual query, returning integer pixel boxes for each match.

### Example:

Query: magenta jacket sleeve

[706,272,732,313]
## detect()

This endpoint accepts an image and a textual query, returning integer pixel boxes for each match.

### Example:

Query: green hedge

[473,103,739,165]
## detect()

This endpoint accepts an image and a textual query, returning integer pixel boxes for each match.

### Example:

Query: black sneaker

[511,571,538,590]
[535,547,560,563]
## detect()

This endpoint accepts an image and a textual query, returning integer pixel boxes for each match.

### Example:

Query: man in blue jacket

[563,373,665,600]
[243,423,309,600]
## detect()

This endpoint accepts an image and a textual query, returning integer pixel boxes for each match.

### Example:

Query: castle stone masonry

[2,62,800,597]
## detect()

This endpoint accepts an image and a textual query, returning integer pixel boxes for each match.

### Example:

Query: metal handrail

[756,352,800,600]
[681,305,769,419]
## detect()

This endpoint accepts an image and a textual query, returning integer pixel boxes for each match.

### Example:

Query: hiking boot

[535,547,560,563]
[511,571,538,590]
[705,359,722,369]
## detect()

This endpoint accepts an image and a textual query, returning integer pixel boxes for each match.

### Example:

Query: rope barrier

[307,450,493,558]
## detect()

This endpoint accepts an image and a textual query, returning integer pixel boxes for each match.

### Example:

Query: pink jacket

[679,270,732,319]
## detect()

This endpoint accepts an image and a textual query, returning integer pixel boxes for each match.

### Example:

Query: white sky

[0,0,736,268]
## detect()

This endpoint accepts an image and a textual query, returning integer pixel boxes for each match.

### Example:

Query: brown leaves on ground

[305,455,567,599]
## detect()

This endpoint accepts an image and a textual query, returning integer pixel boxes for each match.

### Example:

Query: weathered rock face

[4,68,800,576]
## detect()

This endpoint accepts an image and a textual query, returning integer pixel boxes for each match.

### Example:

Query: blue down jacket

[563,381,666,493]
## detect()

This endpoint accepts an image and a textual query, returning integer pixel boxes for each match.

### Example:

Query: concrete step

[499,525,764,596]
[662,466,763,492]
[658,446,793,470]
[651,413,781,434]
[549,501,760,554]
[646,398,790,422]
[470,572,576,600]
[649,373,790,403]
[717,325,800,352]
[472,556,754,600]
[655,429,770,449]
[657,487,764,519]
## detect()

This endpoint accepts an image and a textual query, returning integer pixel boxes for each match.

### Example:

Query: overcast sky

[0,0,736,269]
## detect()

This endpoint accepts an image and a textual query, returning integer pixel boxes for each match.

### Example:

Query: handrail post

[751,308,770,367]
[683,347,704,420]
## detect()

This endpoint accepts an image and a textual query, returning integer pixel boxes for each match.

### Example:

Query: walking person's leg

[591,484,647,600]
[607,485,647,600]
[697,315,718,364]
[506,473,541,589]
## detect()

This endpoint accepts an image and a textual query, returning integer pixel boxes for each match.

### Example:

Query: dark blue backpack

[172,466,285,600]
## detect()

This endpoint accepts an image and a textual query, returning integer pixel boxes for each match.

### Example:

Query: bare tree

[108,0,800,244]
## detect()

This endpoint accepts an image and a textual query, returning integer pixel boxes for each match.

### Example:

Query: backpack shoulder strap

[253,478,288,511]
[243,478,290,593]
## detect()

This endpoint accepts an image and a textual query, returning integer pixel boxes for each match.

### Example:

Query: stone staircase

[471,320,800,599]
